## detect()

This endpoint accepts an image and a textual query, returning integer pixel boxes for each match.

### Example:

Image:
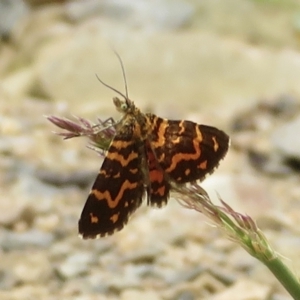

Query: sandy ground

[1,1,300,299]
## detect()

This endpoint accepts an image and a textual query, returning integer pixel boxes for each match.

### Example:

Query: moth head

[113,97,134,114]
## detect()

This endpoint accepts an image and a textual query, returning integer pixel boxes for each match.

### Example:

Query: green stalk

[263,256,300,300]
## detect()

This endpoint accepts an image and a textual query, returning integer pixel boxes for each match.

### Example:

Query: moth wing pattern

[144,141,170,207]
[149,117,230,183]
[78,129,145,238]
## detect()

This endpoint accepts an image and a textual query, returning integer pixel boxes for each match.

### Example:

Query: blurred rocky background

[1,0,300,299]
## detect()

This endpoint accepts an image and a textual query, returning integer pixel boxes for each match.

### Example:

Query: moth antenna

[95,51,130,105]
[95,74,128,100]
[112,50,129,100]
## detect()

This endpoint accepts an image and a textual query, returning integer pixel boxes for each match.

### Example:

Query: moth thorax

[136,116,152,140]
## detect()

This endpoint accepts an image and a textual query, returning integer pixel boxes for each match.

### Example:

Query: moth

[79,56,229,239]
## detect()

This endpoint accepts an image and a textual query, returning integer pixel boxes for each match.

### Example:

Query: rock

[0,171,37,228]
[174,291,195,300]
[1,66,36,100]
[0,166,63,227]
[0,0,29,40]
[105,264,145,291]
[226,248,257,272]
[202,174,275,219]
[120,289,162,300]
[272,115,300,161]
[12,252,52,283]
[0,229,54,250]
[34,213,60,233]
[65,0,194,30]
[0,268,18,290]
[0,286,48,300]
[0,193,32,227]
[57,252,94,278]
[165,266,206,285]
[211,279,271,300]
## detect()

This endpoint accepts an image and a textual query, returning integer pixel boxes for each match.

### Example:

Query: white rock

[13,252,52,283]
[272,116,300,159]
[211,279,271,300]
[58,252,94,278]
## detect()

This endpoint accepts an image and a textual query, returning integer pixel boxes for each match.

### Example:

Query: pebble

[0,229,54,251]
[0,0,29,40]
[174,291,195,300]
[211,279,271,300]
[0,192,32,227]
[272,116,300,161]
[164,266,206,285]
[120,289,162,300]
[104,264,147,291]
[58,252,95,279]
[12,252,52,284]
[0,286,48,300]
